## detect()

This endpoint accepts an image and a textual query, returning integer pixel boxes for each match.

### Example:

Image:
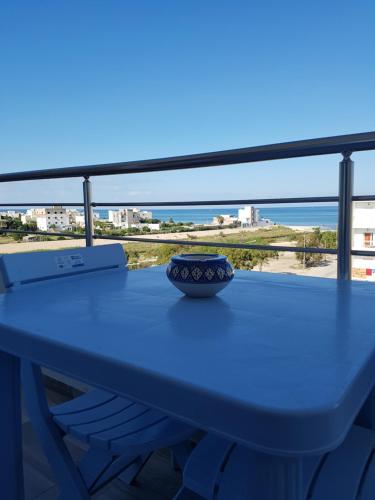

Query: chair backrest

[0,243,127,290]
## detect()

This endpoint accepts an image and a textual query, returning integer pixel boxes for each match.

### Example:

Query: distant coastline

[4,206,338,229]
[148,206,337,228]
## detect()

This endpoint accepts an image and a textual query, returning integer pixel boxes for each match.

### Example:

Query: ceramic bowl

[166,253,234,298]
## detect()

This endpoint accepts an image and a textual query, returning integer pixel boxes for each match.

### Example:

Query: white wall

[353,201,375,230]
[352,201,375,280]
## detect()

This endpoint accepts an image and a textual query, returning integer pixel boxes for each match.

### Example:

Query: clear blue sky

[0,1,374,204]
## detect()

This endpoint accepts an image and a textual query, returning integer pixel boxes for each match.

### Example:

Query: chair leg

[356,387,375,429]
[173,486,203,499]
[0,351,24,500]
[171,442,193,471]
[118,453,152,485]
[22,361,90,500]
[89,452,148,494]
[79,447,115,491]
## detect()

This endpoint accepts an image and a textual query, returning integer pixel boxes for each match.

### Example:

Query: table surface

[1,267,375,457]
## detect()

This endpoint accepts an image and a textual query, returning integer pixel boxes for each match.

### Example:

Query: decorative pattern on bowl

[166,254,234,297]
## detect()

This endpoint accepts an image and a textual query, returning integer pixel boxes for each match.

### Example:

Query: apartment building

[108,208,153,228]
[352,201,375,280]
[21,206,70,231]
[238,206,260,227]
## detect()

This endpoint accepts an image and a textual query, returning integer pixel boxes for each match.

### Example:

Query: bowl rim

[171,253,227,263]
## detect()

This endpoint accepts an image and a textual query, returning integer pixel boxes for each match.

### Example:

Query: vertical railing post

[337,152,354,280]
[83,176,94,247]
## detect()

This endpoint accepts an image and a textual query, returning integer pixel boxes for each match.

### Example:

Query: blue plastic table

[1,267,375,499]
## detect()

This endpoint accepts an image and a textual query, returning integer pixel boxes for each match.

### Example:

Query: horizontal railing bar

[0,195,374,209]
[351,249,375,256]
[93,196,339,207]
[0,203,84,207]
[1,132,374,182]
[352,195,375,202]
[0,229,84,239]
[93,234,337,254]
[0,228,337,254]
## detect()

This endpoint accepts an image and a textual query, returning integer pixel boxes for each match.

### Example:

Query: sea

[8,206,338,228]
[94,206,338,229]
[145,206,338,228]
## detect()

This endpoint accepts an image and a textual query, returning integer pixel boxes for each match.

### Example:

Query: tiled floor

[23,388,184,500]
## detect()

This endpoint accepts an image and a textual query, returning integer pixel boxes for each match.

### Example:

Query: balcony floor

[23,387,183,500]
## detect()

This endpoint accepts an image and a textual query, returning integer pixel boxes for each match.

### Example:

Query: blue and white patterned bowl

[166,254,234,298]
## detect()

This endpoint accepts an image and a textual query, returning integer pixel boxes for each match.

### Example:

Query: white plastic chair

[0,244,196,499]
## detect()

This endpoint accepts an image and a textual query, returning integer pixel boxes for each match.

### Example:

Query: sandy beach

[261,240,337,278]
[0,225,318,255]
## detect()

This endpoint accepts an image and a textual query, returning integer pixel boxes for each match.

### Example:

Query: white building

[21,206,70,231]
[238,206,260,227]
[0,211,21,228]
[212,214,238,225]
[352,201,375,281]
[109,209,136,228]
[139,222,161,231]
[134,208,152,220]
[66,209,86,227]
[108,209,153,229]
[0,210,22,218]
[74,215,86,227]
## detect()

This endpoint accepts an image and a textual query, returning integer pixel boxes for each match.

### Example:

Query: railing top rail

[0,194,375,209]
[93,196,339,207]
[1,131,374,183]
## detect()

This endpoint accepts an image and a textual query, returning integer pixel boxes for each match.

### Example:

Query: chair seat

[52,388,195,455]
[176,425,375,500]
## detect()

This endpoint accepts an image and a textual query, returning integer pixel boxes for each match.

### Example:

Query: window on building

[364,233,373,248]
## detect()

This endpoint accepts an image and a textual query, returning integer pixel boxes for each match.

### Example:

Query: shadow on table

[167,296,234,339]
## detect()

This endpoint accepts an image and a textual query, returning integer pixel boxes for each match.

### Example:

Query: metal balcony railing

[1,131,375,280]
